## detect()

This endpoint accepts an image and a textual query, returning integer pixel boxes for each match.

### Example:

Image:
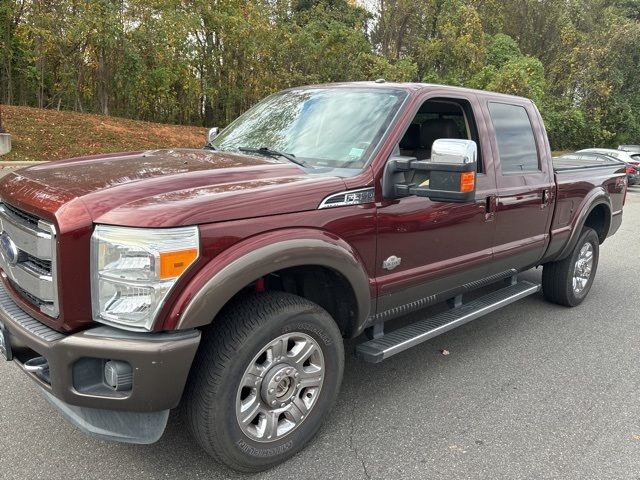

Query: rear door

[483,100,555,273]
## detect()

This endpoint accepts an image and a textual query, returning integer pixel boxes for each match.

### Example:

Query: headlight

[91,225,199,331]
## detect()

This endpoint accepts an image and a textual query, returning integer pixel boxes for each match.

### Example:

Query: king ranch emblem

[382,255,402,271]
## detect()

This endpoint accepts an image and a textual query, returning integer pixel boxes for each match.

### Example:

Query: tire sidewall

[566,229,599,305]
[212,304,344,470]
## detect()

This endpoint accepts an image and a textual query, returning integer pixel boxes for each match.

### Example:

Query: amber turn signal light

[459,171,476,193]
[159,248,198,279]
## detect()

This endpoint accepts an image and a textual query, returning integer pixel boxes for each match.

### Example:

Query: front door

[375,91,498,314]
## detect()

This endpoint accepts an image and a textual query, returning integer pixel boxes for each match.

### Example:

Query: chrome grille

[9,279,43,308]
[0,202,58,317]
[2,202,41,229]
[23,255,52,276]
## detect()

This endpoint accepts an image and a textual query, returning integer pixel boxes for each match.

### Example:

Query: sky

[357,0,376,11]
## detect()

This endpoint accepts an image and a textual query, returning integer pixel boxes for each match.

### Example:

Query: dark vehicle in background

[623,164,640,185]
[555,151,640,186]
[0,82,627,472]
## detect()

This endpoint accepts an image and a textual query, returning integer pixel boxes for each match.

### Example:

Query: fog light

[104,360,133,391]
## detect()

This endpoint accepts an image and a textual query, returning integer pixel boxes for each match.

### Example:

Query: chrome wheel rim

[235,332,325,443]
[573,242,594,295]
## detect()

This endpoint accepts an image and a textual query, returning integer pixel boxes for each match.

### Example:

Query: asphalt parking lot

[1,187,639,480]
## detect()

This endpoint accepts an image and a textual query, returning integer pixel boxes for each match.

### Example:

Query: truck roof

[289,81,534,103]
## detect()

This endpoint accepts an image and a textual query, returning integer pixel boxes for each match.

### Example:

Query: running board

[356,281,541,363]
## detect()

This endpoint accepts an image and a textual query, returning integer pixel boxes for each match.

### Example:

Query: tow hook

[24,356,50,383]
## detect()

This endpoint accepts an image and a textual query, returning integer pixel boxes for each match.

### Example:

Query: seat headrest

[420,119,462,151]
[399,123,421,150]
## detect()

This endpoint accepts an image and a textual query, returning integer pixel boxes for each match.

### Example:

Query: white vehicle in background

[618,145,640,162]
[578,148,640,166]
[618,145,640,153]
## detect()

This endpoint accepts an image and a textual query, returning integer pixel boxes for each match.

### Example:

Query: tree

[0,0,638,149]
[0,104,6,133]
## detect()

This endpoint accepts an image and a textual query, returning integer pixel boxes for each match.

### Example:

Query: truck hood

[0,149,347,228]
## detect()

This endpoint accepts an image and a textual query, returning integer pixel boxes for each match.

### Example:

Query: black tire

[542,227,600,307]
[185,292,344,472]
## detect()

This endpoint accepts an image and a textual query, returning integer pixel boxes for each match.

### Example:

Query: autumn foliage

[1,0,639,152]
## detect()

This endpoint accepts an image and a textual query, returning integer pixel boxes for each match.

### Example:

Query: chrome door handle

[484,195,496,220]
[541,189,550,208]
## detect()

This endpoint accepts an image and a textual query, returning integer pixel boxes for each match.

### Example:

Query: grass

[0,105,207,162]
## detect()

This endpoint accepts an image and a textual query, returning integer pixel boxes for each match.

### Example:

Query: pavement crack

[348,403,372,480]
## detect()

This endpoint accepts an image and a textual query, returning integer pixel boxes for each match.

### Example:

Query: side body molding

[168,229,373,333]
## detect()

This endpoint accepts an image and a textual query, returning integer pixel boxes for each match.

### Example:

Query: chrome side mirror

[431,138,477,165]
[383,138,478,203]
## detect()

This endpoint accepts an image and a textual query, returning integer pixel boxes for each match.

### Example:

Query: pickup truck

[0,82,626,472]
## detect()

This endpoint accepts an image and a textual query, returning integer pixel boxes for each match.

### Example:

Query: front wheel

[185,292,344,472]
[542,227,600,307]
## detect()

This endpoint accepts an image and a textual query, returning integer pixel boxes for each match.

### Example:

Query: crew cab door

[483,100,555,273]
[374,92,498,314]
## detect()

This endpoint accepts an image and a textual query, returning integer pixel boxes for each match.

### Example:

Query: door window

[488,103,539,173]
[397,98,483,172]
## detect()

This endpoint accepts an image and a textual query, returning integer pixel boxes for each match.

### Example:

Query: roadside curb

[0,161,47,169]
[0,133,11,156]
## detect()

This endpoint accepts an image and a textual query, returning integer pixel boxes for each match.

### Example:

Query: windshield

[212,87,407,170]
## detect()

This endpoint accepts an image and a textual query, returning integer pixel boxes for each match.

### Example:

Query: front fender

[161,229,373,332]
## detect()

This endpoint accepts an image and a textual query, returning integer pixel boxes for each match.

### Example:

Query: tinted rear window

[488,103,539,173]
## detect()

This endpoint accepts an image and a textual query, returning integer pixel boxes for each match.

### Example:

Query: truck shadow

[130,271,561,477]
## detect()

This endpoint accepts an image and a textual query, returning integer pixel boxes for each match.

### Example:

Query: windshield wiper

[239,147,308,168]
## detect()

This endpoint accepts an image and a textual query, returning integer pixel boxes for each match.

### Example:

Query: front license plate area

[0,324,13,361]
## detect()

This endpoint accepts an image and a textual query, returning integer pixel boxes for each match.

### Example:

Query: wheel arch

[165,230,373,337]
[555,191,612,261]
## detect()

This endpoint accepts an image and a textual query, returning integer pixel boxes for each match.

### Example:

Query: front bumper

[0,281,201,443]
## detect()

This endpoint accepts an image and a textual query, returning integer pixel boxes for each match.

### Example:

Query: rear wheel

[185,292,344,472]
[542,227,599,307]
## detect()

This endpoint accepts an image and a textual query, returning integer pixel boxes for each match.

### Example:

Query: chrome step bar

[356,280,541,363]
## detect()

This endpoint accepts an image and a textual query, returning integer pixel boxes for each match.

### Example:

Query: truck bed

[553,157,625,171]
[542,160,626,263]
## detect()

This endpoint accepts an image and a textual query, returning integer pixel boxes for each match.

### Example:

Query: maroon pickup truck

[0,82,626,472]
